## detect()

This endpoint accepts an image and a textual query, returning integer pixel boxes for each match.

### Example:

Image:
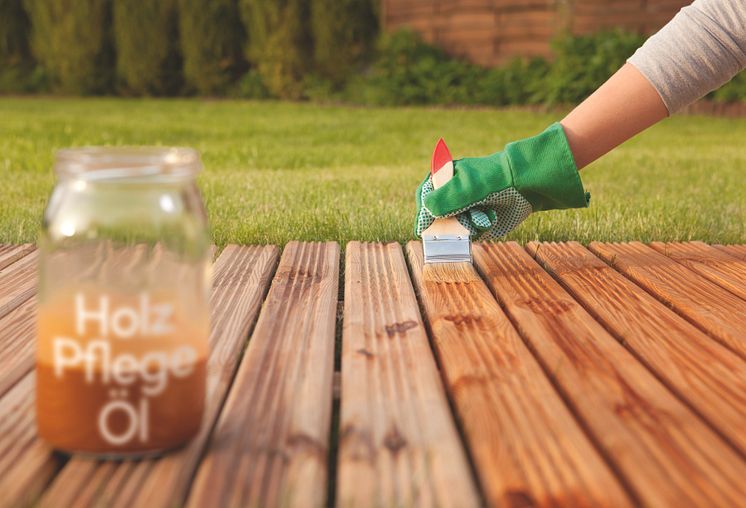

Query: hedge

[179,0,245,95]
[113,0,181,95]
[0,0,32,92]
[23,0,112,94]
[5,4,746,106]
[240,0,311,99]
[311,0,377,84]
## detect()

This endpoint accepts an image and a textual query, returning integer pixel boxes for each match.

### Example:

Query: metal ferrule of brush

[422,233,472,263]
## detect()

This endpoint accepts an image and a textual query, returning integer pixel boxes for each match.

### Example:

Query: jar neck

[54,147,202,183]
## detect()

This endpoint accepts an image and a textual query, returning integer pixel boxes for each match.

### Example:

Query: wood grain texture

[0,374,65,508]
[715,243,746,262]
[406,241,630,508]
[0,244,34,271]
[337,242,479,508]
[474,242,746,507]
[529,241,746,455]
[650,241,746,300]
[36,245,279,508]
[590,241,746,359]
[0,296,36,398]
[0,248,37,320]
[187,242,339,508]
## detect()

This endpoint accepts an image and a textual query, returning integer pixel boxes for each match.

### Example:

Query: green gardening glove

[414,122,590,241]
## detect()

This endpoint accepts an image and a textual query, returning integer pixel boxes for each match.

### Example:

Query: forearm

[561,0,746,170]
[560,63,667,170]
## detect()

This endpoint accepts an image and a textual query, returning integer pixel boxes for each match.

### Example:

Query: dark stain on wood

[356,347,375,358]
[383,425,407,455]
[384,320,417,337]
[339,424,375,463]
[515,298,573,315]
[442,314,483,327]
[505,489,537,508]
[286,432,327,463]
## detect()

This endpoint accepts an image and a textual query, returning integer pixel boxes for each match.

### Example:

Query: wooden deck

[0,240,744,507]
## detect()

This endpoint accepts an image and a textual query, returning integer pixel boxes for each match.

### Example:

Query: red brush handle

[431,138,453,176]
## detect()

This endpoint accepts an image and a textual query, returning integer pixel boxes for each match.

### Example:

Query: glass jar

[36,147,211,457]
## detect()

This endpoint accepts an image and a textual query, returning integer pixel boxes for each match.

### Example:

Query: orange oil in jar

[36,288,208,455]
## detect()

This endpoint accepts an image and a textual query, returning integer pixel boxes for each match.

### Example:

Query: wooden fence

[381,0,692,65]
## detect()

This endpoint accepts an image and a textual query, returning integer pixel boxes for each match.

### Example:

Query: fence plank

[406,241,630,507]
[474,242,746,507]
[530,241,746,455]
[649,241,746,300]
[0,249,37,320]
[337,242,479,507]
[30,245,279,508]
[590,241,746,359]
[187,242,339,508]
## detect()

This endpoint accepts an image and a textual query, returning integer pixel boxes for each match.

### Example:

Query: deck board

[188,242,339,508]
[406,241,630,507]
[0,248,37,320]
[337,242,479,507]
[0,297,36,397]
[0,244,35,271]
[529,241,746,455]
[36,245,279,508]
[715,243,746,261]
[650,241,746,300]
[473,242,746,507]
[0,374,65,508]
[0,241,744,506]
[590,241,746,359]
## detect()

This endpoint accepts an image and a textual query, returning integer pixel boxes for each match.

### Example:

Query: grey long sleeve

[627,0,746,114]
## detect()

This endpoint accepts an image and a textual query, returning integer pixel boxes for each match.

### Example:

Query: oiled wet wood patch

[0,241,744,507]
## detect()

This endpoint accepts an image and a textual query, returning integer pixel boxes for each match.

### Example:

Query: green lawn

[0,98,744,246]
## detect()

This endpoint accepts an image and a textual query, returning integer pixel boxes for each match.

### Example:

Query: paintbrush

[422,138,472,265]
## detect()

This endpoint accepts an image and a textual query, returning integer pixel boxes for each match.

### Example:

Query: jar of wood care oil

[37,148,211,457]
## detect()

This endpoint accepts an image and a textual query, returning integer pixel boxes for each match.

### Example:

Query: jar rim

[55,146,201,181]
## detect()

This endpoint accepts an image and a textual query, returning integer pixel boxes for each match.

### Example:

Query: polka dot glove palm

[414,123,590,241]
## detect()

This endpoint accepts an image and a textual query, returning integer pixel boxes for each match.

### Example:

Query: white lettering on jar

[74,293,175,338]
[97,397,150,445]
[52,292,197,446]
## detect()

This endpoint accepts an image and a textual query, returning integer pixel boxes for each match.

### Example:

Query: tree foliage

[311,0,377,84]
[113,0,181,95]
[23,0,112,93]
[178,0,245,95]
[240,0,311,99]
[0,0,30,64]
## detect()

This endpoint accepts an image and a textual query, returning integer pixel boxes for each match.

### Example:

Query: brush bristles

[422,262,479,284]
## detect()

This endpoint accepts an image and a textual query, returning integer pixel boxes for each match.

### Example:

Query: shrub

[311,0,377,85]
[113,0,181,95]
[540,29,645,104]
[179,0,246,95]
[0,0,30,65]
[357,30,486,106]
[230,69,272,99]
[477,58,549,106]
[240,0,311,99]
[23,0,113,94]
[0,0,33,92]
[712,70,746,103]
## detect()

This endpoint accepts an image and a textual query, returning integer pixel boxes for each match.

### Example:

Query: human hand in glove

[414,123,590,241]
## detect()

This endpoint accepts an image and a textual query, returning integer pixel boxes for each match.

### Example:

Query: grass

[0,97,744,246]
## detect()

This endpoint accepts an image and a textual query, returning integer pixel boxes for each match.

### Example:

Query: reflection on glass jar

[36,147,211,457]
